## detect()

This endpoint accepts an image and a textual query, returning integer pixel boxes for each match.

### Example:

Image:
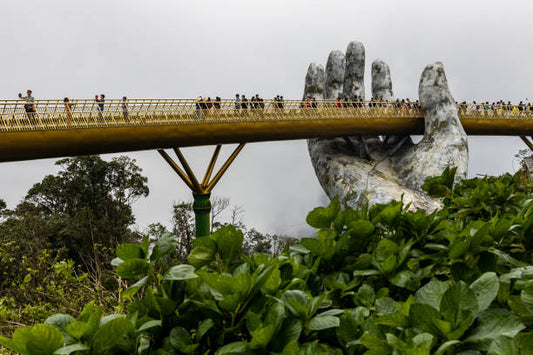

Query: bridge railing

[0,99,532,132]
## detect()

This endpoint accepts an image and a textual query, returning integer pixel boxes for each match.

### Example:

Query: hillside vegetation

[1,165,533,354]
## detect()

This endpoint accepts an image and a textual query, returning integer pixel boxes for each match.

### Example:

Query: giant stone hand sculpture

[305,41,468,211]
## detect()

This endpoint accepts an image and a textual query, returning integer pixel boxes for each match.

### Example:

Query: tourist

[63,97,74,123]
[213,96,221,118]
[95,94,105,123]
[240,94,248,110]
[121,97,129,123]
[18,89,36,125]
[234,94,240,112]
[214,96,221,110]
[195,96,203,120]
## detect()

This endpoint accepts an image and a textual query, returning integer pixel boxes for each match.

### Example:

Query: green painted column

[192,192,211,237]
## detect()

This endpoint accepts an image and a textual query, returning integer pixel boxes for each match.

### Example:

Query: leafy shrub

[0,242,118,339]
[2,170,533,354]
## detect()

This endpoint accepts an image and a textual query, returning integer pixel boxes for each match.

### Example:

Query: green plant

[2,170,533,354]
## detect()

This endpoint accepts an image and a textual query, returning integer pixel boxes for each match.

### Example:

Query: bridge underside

[1,116,532,162]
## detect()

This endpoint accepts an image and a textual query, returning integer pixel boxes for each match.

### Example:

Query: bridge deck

[1,99,532,162]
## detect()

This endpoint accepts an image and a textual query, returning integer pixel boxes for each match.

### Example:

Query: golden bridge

[2,97,533,237]
[1,98,533,162]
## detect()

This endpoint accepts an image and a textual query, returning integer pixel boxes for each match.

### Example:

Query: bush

[2,170,533,354]
[0,242,119,339]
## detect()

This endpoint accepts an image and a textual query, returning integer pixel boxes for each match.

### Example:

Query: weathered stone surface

[371,59,393,101]
[392,62,468,190]
[371,58,414,153]
[324,50,345,100]
[306,42,468,212]
[304,63,326,100]
[343,41,365,100]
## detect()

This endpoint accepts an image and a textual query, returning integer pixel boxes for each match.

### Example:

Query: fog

[1,0,531,236]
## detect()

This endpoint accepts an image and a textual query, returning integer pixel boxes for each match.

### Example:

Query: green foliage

[0,155,149,272]
[3,170,533,354]
[0,242,118,343]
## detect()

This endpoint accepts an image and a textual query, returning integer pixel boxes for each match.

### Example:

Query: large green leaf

[169,327,199,354]
[415,279,449,310]
[434,340,460,355]
[306,196,340,228]
[470,272,499,313]
[45,314,75,332]
[371,202,402,226]
[306,315,340,331]
[281,290,311,319]
[150,233,178,261]
[92,316,134,353]
[360,332,391,354]
[409,303,442,337]
[487,336,519,355]
[347,220,375,240]
[137,320,162,332]
[64,321,91,341]
[53,344,91,354]
[354,284,375,308]
[250,324,276,350]
[187,246,216,268]
[214,341,250,354]
[116,258,150,279]
[116,243,145,261]
[439,281,478,328]
[213,225,244,265]
[521,280,533,313]
[391,270,420,291]
[300,237,335,260]
[271,318,302,352]
[25,324,64,355]
[466,308,525,350]
[1,327,32,354]
[336,308,367,349]
[197,319,215,341]
[163,264,198,280]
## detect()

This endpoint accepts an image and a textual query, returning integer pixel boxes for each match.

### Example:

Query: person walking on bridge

[18,90,36,125]
[95,94,105,123]
[121,96,130,123]
[63,97,74,124]
[234,94,240,115]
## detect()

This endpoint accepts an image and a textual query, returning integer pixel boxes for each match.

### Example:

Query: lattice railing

[1,99,532,132]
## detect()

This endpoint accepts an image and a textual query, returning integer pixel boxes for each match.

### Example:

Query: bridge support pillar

[158,143,245,238]
[520,136,533,155]
[193,192,211,237]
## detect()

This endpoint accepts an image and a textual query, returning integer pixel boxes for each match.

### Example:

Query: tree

[169,196,296,259]
[0,155,149,273]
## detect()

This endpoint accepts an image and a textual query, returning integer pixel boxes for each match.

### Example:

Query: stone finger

[372,58,414,151]
[371,59,393,101]
[393,62,468,188]
[325,50,345,100]
[303,63,326,99]
[343,41,365,100]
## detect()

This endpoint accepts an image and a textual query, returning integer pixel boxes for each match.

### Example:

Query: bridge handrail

[0,99,532,132]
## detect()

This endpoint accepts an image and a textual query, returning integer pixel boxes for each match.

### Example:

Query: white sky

[0,0,531,236]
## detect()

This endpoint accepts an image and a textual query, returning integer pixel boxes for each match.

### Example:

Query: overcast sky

[1,0,532,236]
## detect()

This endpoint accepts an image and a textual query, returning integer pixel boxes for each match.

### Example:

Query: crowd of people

[457,100,533,113]
[13,89,533,125]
